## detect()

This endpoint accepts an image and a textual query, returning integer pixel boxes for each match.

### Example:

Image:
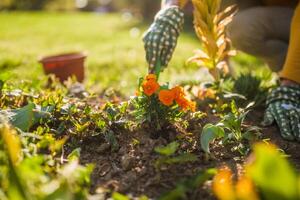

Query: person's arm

[263,2,300,141]
[143,0,185,72]
[280,2,300,84]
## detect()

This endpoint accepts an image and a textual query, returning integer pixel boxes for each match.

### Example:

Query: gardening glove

[262,85,300,141]
[143,6,184,73]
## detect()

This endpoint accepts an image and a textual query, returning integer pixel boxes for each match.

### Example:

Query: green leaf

[10,103,36,132]
[164,153,198,164]
[112,192,130,200]
[200,124,225,153]
[67,148,81,161]
[1,103,53,132]
[247,143,299,200]
[155,141,179,156]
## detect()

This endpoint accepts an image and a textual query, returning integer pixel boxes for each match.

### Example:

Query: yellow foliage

[189,0,237,80]
[0,124,22,165]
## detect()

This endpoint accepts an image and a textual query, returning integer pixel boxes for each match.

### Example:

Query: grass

[0,11,269,93]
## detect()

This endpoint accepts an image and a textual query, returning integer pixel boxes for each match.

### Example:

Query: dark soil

[79,108,300,199]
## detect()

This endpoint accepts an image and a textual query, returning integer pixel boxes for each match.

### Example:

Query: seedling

[154,141,198,169]
[201,101,261,155]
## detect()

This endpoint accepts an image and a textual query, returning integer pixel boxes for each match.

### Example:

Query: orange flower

[142,79,160,96]
[198,88,216,100]
[176,96,191,110]
[159,90,175,106]
[145,74,157,81]
[212,167,235,200]
[171,86,185,100]
[236,176,259,200]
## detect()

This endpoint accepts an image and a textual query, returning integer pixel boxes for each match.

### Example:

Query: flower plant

[132,73,196,135]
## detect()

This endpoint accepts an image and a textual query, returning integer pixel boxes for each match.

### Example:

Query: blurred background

[0,0,161,19]
[0,0,266,93]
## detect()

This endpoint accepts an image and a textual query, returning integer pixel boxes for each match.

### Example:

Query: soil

[79,108,300,199]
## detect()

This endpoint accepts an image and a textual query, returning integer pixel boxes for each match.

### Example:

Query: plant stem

[154,59,162,80]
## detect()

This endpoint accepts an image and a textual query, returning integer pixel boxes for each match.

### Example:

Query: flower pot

[39,52,87,82]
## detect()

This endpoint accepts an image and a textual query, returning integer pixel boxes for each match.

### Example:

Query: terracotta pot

[39,52,87,82]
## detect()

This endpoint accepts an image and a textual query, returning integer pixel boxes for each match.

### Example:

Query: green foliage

[0,80,134,198]
[247,143,299,200]
[155,141,198,168]
[0,122,94,200]
[112,192,131,200]
[233,73,270,106]
[155,141,180,156]
[201,124,225,154]
[201,101,261,155]
[1,103,53,132]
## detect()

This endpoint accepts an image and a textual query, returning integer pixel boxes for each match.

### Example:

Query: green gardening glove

[262,85,300,141]
[143,6,184,73]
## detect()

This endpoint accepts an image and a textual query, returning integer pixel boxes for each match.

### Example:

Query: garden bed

[79,108,300,199]
[1,78,300,200]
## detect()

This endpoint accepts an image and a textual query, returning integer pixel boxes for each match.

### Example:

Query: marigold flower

[142,80,160,96]
[159,89,175,106]
[212,167,235,200]
[176,96,191,110]
[236,176,259,200]
[145,74,157,81]
[171,86,185,100]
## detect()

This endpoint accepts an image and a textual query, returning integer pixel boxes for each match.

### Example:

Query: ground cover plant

[1,1,300,200]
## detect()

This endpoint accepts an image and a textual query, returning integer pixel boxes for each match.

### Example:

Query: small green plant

[154,141,198,169]
[233,73,269,107]
[201,101,261,154]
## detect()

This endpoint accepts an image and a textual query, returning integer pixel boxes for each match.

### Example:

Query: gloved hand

[143,6,184,73]
[262,85,300,141]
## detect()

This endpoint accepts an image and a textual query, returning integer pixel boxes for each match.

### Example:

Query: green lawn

[0,12,268,93]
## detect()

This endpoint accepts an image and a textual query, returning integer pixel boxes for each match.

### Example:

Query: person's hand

[143,6,184,73]
[262,83,300,141]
